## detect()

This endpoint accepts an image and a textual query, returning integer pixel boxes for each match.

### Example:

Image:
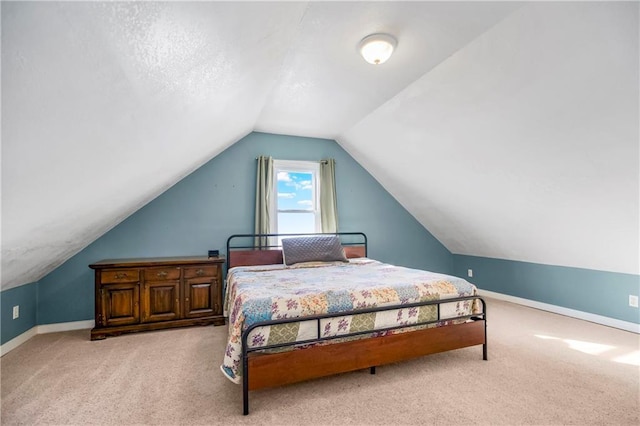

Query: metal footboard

[240,295,487,415]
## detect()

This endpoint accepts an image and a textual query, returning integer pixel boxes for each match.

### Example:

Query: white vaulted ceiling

[1,1,638,290]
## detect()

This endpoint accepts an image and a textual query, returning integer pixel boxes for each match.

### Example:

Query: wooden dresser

[89,256,225,340]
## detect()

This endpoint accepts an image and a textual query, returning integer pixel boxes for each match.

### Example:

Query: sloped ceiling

[1,1,638,290]
[340,2,639,275]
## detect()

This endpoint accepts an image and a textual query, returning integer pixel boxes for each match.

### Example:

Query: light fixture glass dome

[359,33,397,65]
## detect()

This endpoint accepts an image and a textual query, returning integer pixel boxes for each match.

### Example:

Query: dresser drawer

[101,269,140,283]
[144,267,181,281]
[183,266,218,279]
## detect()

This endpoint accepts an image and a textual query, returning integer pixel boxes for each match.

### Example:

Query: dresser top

[90,256,225,269]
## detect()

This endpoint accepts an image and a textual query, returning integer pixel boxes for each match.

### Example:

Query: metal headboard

[225,232,367,273]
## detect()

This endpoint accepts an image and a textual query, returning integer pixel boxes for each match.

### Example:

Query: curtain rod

[255,157,335,164]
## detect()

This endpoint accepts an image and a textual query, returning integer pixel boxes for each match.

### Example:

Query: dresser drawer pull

[156,271,168,278]
[114,273,129,280]
[196,269,205,276]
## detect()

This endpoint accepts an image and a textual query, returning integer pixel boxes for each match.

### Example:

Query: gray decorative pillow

[281,236,348,266]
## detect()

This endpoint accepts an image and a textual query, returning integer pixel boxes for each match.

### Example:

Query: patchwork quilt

[221,258,480,383]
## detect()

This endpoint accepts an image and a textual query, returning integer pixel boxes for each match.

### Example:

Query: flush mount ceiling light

[358,33,397,65]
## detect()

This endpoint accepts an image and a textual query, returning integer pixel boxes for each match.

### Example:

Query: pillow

[281,235,348,266]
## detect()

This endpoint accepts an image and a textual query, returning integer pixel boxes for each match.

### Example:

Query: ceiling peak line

[337,4,526,141]
[253,3,313,126]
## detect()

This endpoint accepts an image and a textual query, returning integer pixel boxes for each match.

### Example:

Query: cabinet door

[101,283,140,327]
[183,275,220,318]
[141,267,181,323]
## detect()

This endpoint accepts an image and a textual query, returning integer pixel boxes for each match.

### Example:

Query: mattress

[221,258,480,383]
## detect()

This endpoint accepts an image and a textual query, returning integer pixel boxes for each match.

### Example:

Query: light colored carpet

[1,298,638,425]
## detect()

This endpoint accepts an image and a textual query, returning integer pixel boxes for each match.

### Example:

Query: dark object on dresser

[89,256,225,340]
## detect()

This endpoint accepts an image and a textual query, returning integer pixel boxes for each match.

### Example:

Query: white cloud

[299,180,313,190]
[277,171,291,182]
[278,192,295,198]
[298,200,313,206]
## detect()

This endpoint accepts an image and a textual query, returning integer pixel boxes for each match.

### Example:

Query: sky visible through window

[277,170,315,234]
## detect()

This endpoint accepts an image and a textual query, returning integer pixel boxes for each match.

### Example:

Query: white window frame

[271,159,322,236]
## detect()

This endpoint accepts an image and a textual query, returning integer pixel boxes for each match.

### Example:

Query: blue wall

[0,282,38,344]
[36,132,452,324]
[454,255,640,324]
[6,131,636,337]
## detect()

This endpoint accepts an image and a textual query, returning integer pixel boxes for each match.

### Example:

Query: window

[255,156,337,243]
[271,160,321,235]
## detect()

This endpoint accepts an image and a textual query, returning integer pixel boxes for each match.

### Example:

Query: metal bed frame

[225,233,487,415]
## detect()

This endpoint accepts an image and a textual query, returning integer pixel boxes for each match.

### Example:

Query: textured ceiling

[2,1,638,290]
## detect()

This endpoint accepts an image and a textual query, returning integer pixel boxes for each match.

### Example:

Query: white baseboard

[478,289,640,334]
[1,319,95,357]
[2,293,638,356]
[0,326,38,357]
[37,319,95,334]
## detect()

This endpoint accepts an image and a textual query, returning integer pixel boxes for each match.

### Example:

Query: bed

[223,233,487,415]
